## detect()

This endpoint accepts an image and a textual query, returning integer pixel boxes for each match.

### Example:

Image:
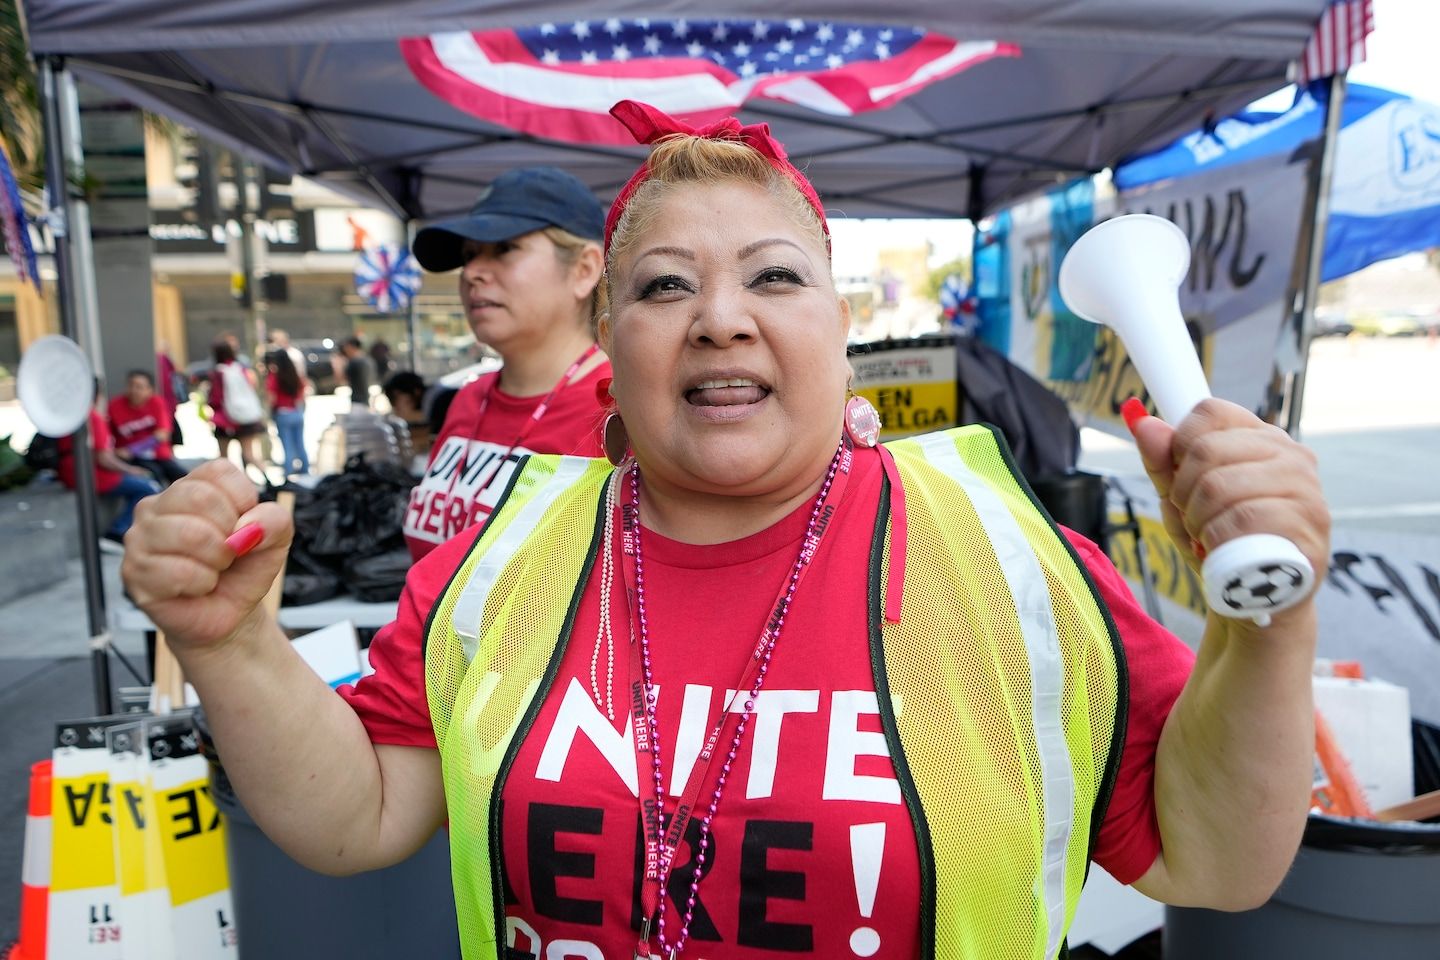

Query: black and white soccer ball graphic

[1220,562,1308,611]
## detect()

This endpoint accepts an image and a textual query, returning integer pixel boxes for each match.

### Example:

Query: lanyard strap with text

[622,433,856,935]
[442,342,601,504]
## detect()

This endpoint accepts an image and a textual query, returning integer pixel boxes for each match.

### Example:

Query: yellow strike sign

[155,776,229,907]
[850,338,961,441]
[51,772,116,893]
[1106,508,1208,617]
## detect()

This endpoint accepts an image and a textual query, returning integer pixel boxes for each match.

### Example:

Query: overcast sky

[1350,0,1437,102]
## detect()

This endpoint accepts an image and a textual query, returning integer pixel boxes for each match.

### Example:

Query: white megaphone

[1059,214,1314,626]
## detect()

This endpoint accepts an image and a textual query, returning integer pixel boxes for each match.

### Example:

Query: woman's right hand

[121,459,293,654]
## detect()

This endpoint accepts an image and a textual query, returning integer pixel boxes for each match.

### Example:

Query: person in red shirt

[264,348,310,476]
[108,369,188,485]
[156,344,185,447]
[60,380,162,547]
[402,166,611,561]
[123,103,1331,959]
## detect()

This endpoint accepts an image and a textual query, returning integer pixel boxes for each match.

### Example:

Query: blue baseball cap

[413,166,605,272]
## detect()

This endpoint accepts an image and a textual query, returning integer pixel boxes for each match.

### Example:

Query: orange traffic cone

[4,759,52,960]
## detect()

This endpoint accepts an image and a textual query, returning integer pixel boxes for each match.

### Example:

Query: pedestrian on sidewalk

[61,379,161,547]
[265,348,309,476]
[208,338,266,480]
[340,336,375,409]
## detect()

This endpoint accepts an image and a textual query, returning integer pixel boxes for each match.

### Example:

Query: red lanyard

[439,342,600,503]
[620,436,856,944]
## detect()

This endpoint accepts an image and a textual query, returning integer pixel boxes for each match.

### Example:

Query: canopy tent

[19,0,1339,715]
[22,0,1333,221]
[1117,82,1440,283]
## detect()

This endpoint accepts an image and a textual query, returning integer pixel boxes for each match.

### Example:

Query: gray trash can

[211,761,461,959]
[1166,721,1440,959]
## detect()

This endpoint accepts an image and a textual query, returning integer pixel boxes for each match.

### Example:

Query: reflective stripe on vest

[426,426,1123,960]
[450,454,591,661]
[910,430,1075,959]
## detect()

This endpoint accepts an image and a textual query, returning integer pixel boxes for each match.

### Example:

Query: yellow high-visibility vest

[425,426,1124,960]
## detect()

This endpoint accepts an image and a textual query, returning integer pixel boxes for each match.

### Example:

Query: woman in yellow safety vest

[122,100,1330,960]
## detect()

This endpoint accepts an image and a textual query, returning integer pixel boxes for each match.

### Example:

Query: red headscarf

[604,99,830,254]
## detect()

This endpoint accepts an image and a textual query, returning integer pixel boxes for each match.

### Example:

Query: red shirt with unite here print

[402,367,609,562]
[344,446,1194,958]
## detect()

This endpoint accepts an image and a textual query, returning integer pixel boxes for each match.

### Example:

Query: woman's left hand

[1132,398,1331,909]
[1130,397,1331,610]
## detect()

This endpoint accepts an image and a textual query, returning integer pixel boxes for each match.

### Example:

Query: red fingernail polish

[1121,397,1148,434]
[225,522,264,557]
[1190,537,1208,560]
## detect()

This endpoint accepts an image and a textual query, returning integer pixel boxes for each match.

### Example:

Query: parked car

[1313,308,1354,338]
[1347,312,1425,338]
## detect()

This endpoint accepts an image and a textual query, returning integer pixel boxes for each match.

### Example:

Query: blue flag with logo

[1116,82,1440,282]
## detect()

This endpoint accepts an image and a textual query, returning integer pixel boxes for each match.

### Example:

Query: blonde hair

[605,134,828,280]
[541,225,607,327]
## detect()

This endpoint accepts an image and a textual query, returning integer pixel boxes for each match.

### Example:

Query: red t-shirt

[265,371,304,412]
[107,394,173,461]
[56,410,124,494]
[343,447,1194,956]
[402,363,610,562]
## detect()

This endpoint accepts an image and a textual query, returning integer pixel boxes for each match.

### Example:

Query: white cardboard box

[1314,675,1414,811]
[290,619,363,689]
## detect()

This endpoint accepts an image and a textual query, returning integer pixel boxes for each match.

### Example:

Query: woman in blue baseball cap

[402,166,612,561]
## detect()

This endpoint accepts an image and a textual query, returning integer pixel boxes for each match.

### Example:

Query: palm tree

[0,0,41,191]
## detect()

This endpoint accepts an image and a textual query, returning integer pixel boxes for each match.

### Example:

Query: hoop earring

[602,412,630,466]
[844,394,881,448]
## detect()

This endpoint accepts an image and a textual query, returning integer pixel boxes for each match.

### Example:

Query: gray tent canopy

[22,0,1332,221]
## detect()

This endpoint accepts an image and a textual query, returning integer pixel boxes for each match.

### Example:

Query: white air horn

[1059,214,1314,626]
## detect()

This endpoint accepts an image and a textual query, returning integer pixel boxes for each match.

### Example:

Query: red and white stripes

[1296,0,1375,85]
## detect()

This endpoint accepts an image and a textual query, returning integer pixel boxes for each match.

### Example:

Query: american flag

[1295,0,1375,85]
[401,18,1018,144]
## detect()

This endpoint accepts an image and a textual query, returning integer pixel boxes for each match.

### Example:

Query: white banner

[1106,477,1440,726]
[1317,527,1440,727]
[983,152,1309,437]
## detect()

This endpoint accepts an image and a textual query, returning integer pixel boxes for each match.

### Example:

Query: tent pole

[1286,72,1347,438]
[406,219,419,372]
[40,56,113,714]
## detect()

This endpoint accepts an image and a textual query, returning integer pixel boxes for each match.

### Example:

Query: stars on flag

[518,17,927,76]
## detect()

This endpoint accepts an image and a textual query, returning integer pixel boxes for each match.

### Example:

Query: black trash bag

[302,456,416,559]
[344,548,414,603]
[279,506,344,606]
[274,455,418,604]
[24,433,62,472]
[282,571,342,607]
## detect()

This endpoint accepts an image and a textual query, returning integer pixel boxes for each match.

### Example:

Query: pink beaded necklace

[621,436,854,960]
